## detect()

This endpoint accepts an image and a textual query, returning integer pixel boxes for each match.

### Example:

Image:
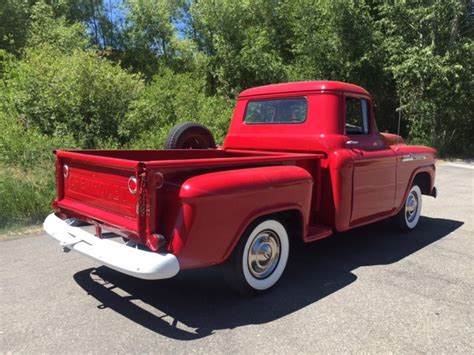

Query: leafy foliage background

[0,0,472,228]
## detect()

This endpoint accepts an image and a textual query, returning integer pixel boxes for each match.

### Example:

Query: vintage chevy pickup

[44,81,437,294]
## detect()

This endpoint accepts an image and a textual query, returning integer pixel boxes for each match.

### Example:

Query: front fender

[171,166,313,269]
[394,164,436,215]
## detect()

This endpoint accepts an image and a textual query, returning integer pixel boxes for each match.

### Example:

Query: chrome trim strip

[401,154,427,162]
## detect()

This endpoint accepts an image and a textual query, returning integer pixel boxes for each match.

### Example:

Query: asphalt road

[1,163,473,353]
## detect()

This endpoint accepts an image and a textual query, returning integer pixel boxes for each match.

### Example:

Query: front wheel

[223,218,290,295]
[395,184,422,231]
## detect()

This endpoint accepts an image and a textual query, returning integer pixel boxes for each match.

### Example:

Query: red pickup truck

[44,81,437,294]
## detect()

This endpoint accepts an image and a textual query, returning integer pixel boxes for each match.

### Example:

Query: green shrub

[0,112,59,229]
[0,46,144,149]
[120,69,234,148]
[0,164,55,229]
[0,112,74,168]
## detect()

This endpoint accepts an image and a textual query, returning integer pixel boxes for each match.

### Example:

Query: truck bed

[53,148,322,246]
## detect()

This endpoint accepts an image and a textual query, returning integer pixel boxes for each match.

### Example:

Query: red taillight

[128,176,138,194]
[63,164,69,178]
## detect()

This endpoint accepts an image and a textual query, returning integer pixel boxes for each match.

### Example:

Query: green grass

[0,165,55,231]
[0,224,44,240]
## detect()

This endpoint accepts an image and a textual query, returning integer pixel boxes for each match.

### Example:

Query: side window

[345,97,369,135]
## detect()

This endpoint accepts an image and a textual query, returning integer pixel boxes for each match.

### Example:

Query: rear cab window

[244,97,307,124]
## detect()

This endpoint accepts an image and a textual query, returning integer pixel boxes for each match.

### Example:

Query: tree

[118,0,183,78]
[0,0,31,55]
[27,1,89,52]
[189,0,287,96]
[378,0,474,155]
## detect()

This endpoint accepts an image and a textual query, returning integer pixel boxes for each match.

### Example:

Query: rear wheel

[223,218,290,295]
[164,122,216,149]
[395,184,422,231]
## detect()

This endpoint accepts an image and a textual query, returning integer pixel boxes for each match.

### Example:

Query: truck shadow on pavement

[74,216,462,340]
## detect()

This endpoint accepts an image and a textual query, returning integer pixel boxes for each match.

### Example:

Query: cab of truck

[224,81,436,232]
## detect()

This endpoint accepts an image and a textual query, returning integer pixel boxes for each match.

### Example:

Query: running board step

[306,225,333,242]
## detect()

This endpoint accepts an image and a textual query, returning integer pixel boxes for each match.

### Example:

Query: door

[345,96,397,223]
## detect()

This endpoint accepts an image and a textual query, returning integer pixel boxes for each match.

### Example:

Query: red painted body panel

[52,81,437,270]
[173,166,313,269]
[393,145,437,210]
[239,81,370,97]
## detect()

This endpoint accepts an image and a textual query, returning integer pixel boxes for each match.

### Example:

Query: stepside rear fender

[170,166,314,269]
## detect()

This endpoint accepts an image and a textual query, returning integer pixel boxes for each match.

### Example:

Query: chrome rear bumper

[43,213,180,280]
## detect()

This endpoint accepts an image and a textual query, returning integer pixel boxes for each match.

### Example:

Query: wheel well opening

[275,209,304,244]
[413,172,431,195]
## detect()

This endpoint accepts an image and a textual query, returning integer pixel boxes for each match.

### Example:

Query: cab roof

[238,80,370,98]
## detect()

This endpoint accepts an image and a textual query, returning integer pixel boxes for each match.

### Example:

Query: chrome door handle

[346,140,359,145]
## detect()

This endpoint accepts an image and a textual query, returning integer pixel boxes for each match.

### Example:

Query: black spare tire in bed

[164,122,216,149]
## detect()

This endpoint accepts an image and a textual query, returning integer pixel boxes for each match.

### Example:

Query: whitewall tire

[396,185,422,231]
[223,218,290,295]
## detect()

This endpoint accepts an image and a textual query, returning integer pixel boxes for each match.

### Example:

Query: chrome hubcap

[406,191,418,223]
[248,230,281,279]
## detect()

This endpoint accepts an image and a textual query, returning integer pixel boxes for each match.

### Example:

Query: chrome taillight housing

[63,164,69,178]
[128,176,138,194]
[155,172,164,189]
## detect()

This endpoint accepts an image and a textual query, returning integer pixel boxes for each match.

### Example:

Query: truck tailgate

[55,151,144,235]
